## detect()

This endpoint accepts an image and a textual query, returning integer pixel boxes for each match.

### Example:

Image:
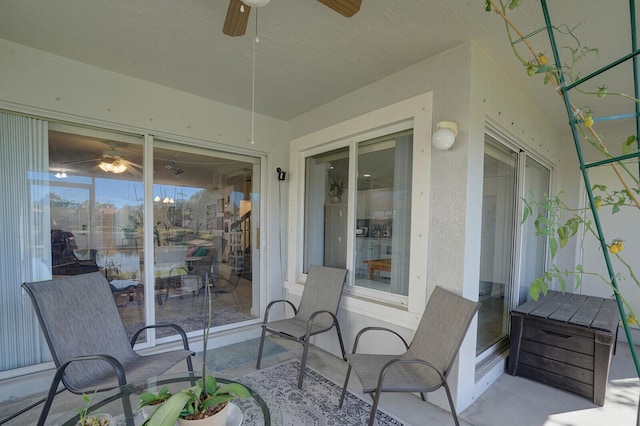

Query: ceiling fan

[62,148,143,177]
[222,0,362,37]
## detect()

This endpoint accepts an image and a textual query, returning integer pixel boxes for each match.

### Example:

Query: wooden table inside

[363,258,391,279]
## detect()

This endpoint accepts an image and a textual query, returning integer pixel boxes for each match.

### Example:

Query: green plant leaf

[529,281,541,301]
[535,64,551,74]
[144,392,193,426]
[622,135,637,155]
[216,383,251,399]
[557,274,567,292]
[557,226,568,248]
[203,376,218,395]
[565,217,581,237]
[548,236,558,259]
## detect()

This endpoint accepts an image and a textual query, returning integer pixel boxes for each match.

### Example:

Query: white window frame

[287,92,433,319]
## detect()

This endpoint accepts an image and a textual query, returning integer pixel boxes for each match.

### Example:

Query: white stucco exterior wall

[288,41,573,412]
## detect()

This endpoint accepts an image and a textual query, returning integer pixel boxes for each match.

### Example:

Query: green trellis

[539,0,640,413]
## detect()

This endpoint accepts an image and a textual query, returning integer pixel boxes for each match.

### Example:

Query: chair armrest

[59,354,127,391]
[264,299,297,323]
[130,324,192,352]
[378,357,446,389]
[351,326,410,354]
[306,309,339,333]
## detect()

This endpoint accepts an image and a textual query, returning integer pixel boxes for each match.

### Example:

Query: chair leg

[334,321,347,360]
[120,390,135,426]
[298,337,311,389]
[368,388,382,426]
[339,364,352,408]
[442,379,460,426]
[256,326,267,369]
[37,368,66,426]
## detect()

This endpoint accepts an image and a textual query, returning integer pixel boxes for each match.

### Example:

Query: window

[303,130,413,298]
[290,92,432,313]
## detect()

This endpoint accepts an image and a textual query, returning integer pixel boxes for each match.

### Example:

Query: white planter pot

[176,402,229,426]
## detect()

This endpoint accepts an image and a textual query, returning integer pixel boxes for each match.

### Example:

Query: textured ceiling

[0,0,635,132]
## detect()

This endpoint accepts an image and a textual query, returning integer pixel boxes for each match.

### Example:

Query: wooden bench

[363,258,391,279]
[507,290,619,405]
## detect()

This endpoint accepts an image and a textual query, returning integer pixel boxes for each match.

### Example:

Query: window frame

[287,92,433,319]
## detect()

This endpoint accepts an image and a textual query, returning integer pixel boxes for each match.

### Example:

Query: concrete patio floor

[1,335,638,425]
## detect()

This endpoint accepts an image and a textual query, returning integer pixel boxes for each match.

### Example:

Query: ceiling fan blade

[60,157,101,165]
[126,165,142,178]
[223,0,251,36]
[317,0,362,17]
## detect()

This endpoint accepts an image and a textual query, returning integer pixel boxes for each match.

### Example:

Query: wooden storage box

[507,290,619,406]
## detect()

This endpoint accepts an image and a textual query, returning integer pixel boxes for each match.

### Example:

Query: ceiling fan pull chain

[250,9,258,144]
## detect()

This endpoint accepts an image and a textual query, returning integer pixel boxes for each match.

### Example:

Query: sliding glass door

[477,134,550,356]
[0,112,264,373]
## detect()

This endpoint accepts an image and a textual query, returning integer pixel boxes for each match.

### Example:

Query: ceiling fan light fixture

[243,0,270,7]
[111,159,127,174]
[98,159,113,172]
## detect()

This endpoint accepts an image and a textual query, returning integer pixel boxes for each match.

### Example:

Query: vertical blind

[0,112,51,371]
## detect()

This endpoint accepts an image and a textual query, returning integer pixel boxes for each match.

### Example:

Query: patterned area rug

[199,337,288,371]
[234,360,405,426]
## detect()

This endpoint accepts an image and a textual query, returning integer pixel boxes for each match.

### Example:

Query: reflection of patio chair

[22,272,194,426]
[256,265,348,388]
[195,248,244,308]
[51,230,99,276]
[155,246,188,305]
[199,268,244,310]
[98,250,142,307]
[339,286,480,426]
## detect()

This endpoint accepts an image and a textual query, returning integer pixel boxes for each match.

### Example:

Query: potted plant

[78,390,114,426]
[328,175,345,203]
[140,280,250,426]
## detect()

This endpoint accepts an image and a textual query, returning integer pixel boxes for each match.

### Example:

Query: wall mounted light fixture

[277,167,286,181]
[431,121,458,151]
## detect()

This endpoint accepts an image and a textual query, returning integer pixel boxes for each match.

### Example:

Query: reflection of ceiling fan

[62,149,142,177]
[223,0,362,37]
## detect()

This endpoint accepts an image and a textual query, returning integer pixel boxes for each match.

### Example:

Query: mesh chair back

[22,272,140,391]
[405,286,480,378]
[294,265,347,329]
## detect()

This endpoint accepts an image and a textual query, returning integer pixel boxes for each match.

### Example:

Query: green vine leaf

[623,135,637,155]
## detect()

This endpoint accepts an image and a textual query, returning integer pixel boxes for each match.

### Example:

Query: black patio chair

[20,272,195,426]
[256,265,348,388]
[339,286,480,426]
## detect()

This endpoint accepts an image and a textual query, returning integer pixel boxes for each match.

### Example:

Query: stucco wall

[288,41,573,411]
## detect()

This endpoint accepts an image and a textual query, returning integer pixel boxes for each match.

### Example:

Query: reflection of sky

[39,172,202,208]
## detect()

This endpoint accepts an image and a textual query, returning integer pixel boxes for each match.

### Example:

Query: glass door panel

[152,142,260,338]
[48,128,145,341]
[519,158,550,305]
[477,137,517,354]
